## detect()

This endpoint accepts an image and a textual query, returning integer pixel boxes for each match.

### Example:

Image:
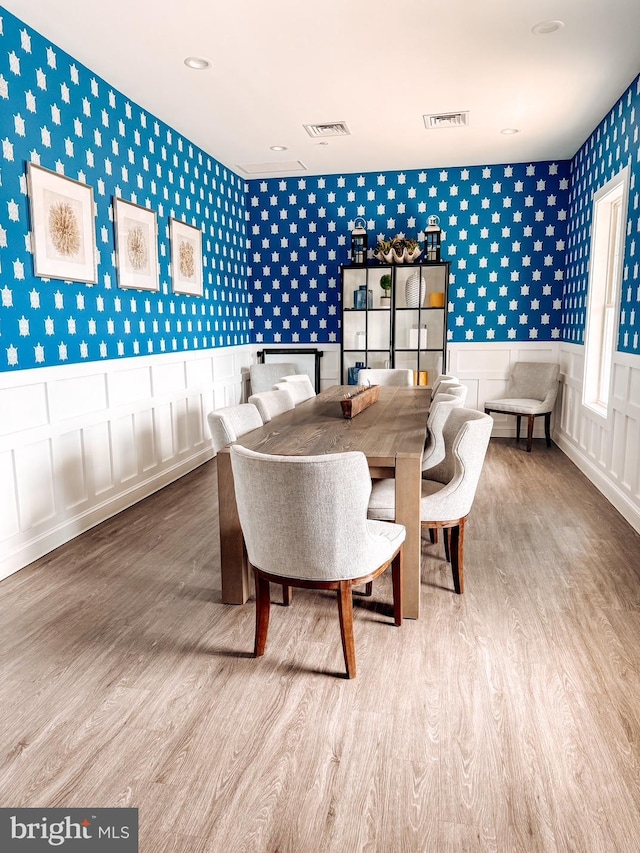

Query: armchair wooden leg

[443,527,451,563]
[516,415,522,442]
[429,528,438,544]
[282,584,292,606]
[544,412,552,447]
[526,415,535,452]
[337,581,356,679]
[391,549,403,626]
[450,520,465,594]
[254,570,271,656]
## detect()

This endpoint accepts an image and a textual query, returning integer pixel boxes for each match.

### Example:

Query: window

[582,167,629,418]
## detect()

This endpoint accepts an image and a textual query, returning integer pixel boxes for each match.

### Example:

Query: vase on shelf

[405,271,427,308]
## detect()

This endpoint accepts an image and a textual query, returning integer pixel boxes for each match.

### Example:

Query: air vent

[423,111,470,129]
[303,121,351,138]
[237,160,307,175]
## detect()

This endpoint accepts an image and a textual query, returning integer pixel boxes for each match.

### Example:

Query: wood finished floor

[1,439,640,852]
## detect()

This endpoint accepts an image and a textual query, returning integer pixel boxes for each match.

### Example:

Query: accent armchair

[484,361,560,452]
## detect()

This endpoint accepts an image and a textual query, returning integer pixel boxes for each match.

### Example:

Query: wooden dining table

[216,384,430,619]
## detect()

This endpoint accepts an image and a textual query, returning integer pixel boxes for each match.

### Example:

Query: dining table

[216,384,430,619]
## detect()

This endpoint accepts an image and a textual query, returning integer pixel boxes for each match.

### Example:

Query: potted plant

[380,273,392,305]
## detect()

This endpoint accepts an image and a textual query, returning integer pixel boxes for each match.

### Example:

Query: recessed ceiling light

[531,20,564,35]
[184,56,211,70]
[500,128,520,135]
[270,145,288,152]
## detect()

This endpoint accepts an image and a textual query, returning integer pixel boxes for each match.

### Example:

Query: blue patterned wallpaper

[247,162,570,345]
[564,76,640,352]
[0,9,250,372]
[1,6,639,373]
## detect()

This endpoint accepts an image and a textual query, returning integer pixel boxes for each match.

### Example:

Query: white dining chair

[431,374,458,396]
[357,368,413,387]
[230,445,405,678]
[207,403,263,453]
[422,392,465,474]
[368,408,493,594]
[434,381,468,405]
[275,374,316,404]
[249,362,297,395]
[248,388,295,423]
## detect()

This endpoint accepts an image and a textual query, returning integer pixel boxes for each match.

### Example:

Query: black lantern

[350,218,368,265]
[424,215,442,263]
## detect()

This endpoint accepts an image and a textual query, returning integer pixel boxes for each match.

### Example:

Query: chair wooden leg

[254,570,271,656]
[516,415,522,442]
[544,412,552,447]
[337,581,356,679]
[443,527,451,563]
[429,527,438,544]
[282,584,292,606]
[450,520,465,594]
[391,549,403,626]
[526,415,535,452]
[364,581,373,596]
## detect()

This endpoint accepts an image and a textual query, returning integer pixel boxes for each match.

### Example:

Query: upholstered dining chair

[230,445,405,678]
[368,408,493,595]
[356,368,413,387]
[484,361,560,452]
[249,362,297,395]
[248,387,295,423]
[275,374,316,404]
[433,381,468,405]
[422,392,465,474]
[431,374,458,397]
[207,403,263,453]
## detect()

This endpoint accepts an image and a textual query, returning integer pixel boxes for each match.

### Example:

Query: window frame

[582,166,629,424]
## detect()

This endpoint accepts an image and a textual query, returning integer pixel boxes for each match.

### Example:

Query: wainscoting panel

[0,346,252,581]
[556,343,640,533]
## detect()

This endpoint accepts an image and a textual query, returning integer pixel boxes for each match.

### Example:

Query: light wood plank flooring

[1,439,639,852]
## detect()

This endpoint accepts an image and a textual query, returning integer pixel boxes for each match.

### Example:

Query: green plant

[380,273,392,294]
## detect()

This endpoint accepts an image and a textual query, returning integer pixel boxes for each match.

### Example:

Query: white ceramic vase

[405,271,427,308]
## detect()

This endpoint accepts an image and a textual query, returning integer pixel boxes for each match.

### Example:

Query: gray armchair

[230,445,405,678]
[484,361,560,452]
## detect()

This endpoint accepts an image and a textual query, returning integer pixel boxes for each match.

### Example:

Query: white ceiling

[5,0,640,179]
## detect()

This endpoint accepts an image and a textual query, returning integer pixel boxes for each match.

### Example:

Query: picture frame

[113,197,160,292]
[170,218,203,297]
[27,162,97,284]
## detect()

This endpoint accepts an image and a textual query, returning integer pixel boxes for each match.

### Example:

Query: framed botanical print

[27,162,97,284]
[113,197,160,292]
[170,218,203,297]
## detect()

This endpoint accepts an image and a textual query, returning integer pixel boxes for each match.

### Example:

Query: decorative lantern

[424,215,442,263]
[350,218,368,265]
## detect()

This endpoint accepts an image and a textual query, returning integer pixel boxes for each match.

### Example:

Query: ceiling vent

[423,111,470,129]
[303,121,351,139]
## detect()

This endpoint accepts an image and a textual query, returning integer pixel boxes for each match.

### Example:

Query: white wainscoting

[0,346,253,581]
[555,343,640,534]
[2,341,638,582]
[448,341,640,535]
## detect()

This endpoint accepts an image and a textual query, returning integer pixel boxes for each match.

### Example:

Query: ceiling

[5,0,640,179]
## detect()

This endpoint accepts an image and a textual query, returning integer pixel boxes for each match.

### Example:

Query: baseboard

[0,447,215,583]
[555,433,640,536]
